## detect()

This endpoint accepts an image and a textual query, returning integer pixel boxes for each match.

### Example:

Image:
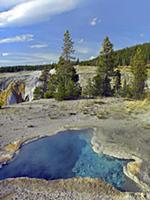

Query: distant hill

[80,42,150,67]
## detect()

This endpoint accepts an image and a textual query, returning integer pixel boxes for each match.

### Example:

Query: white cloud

[76,46,91,54]
[0,34,34,44]
[1,52,10,56]
[0,0,81,27]
[76,40,98,58]
[78,38,84,44]
[30,44,48,49]
[89,56,96,60]
[89,17,101,26]
[140,33,144,37]
[0,52,59,66]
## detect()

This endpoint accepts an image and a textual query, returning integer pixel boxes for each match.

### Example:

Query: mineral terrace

[0,97,150,199]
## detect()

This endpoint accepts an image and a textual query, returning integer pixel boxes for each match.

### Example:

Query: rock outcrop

[0,71,41,105]
[0,81,25,105]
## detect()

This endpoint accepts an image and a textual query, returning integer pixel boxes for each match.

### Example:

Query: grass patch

[125,99,150,113]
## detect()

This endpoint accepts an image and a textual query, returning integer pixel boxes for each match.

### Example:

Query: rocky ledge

[0,178,149,200]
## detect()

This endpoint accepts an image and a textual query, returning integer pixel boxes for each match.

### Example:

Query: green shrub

[33,86,43,100]
[83,78,97,97]
[0,101,4,109]
[54,79,81,101]
[44,91,53,99]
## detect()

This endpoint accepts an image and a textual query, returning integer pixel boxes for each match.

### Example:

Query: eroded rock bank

[0,81,25,105]
[0,71,41,105]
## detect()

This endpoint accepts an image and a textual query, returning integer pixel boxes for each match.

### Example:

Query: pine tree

[44,74,57,98]
[62,30,75,61]
[120,78,133,98]
[47,31,81,101]
[33,86,43,100]
[131,47,147,99]
[34,69,50,99]
[55,81,66,101]
[103,74,112,96]
[55,57,81,100]
[84,78,95,97]
[40,69,50,95]
[93,37,115,96]
[114,69,121,95]
[99,37,115,75]
[76,58,80,65]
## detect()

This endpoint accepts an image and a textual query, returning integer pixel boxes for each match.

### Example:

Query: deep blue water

[0,129,139,192]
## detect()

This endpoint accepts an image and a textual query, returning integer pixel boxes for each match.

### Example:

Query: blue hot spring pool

[0,129,140,192]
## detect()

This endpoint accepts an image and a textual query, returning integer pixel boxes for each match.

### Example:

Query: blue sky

[0,0,150,66]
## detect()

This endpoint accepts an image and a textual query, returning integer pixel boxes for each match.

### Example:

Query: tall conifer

[131,47,147,99]
[94,37,115,96]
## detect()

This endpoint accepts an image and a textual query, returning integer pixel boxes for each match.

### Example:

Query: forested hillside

[1,42,150,73]
[0,63,56,73]
[80,42,150,66]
